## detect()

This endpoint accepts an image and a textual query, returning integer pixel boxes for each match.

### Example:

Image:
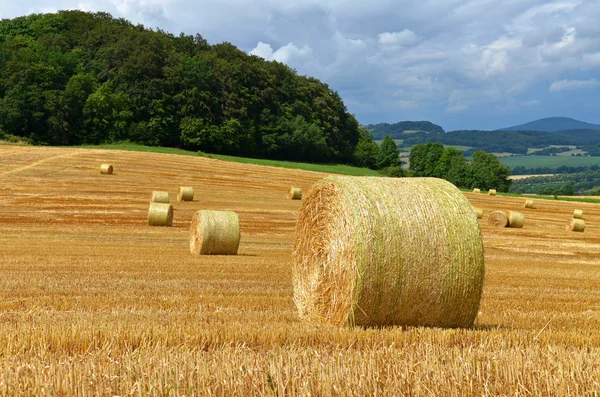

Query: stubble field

[1,145,600,396]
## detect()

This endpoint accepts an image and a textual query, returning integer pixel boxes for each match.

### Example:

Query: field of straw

[1,145,600,396]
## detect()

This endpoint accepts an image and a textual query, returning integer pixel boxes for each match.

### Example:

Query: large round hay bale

[507,211,525,228]
[148,203,173,226]
[573,209,584,219]
[488,189,497,196]
[177,186,194,202]
[473,188,481,193]
[524,199,534,209]
[488,211,508,227]
[292,176,485,328]
[190,210,240,255]
[288,187,303,200]
[474,207,484,219]
[151,191,169,203]
[567,218,585,232]
[100,164,113,175]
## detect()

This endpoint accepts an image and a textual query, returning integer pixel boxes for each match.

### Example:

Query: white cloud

[549,78,600,92]
[378,29,418,46]
[250,41,312,64]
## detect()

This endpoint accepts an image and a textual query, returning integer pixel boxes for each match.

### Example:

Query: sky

[1,1,599,131]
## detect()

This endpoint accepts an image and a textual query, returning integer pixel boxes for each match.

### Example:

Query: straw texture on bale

[573,209,584,219]
[473,188,481,193]
[100,164,113,175]
[474,207,484,219]
[488,189,497,196]
[151,191,169,203]
[190,210,240,255]
[567,218,585,232]
[507,211,525,228]
[524,199,535,209]
[177,186,194,202]
[292,176,485,328]
[147,202,173,227]
[288,187,303,200]
[488,211,508,227]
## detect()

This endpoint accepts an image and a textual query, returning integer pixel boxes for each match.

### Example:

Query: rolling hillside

[498,117,600,132]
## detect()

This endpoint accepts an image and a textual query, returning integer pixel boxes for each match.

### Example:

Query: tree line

[0,11,362,163]
[510,171,600,196]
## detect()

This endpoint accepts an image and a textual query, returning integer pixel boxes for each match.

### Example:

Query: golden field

[1,145,600,396]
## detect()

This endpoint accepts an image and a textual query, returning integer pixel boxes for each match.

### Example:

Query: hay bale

[488,189,497,196]
[524,199,535,209]
[573,209,584,219]
[100,164,113,175]
[473,188,481,193]
[190,210,240,255]
[288,187,303,200]
[507,211,525,228]
[567,218,585,232]
[488,211,508,227]
[177,186,194,202]
[473,207,484,219]
[151,191,169,203]
[292,176,485,328]
[148,202,173,226]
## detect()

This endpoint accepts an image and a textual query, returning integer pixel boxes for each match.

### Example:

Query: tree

[376,136,401,169]
[353,127,379,169]
[469,150,512,192]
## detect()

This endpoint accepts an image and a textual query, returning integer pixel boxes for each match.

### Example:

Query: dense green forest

[365,121,444,139]
[510,170,600,196]
[0,11,363,163]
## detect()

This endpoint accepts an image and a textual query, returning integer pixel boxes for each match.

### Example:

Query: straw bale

[507,211,525,228]
[292,176,484,328]
[474,207,484,219]
[178,186,194,202]
[524,199,534,209]
[288,187,303,200]
[488,211,508,227]
[151,191,169,203]
[488,189,497,196]
[567,218,585,232]
[573,209,584,219]
[148,202,173,226]
[190,210,240,255]
[100,164,113,174]
[473,188,481,193]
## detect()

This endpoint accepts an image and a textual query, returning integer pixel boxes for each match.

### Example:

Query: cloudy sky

[1,1,599,131]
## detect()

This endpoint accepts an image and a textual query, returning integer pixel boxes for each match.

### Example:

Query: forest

[0,11,362,164]
[510,171,600,196]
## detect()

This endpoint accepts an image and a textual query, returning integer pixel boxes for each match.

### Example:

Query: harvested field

[1,145,600,395]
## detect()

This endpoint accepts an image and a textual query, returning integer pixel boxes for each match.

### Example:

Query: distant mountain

[365,121,445,139]
[498,117,600,132]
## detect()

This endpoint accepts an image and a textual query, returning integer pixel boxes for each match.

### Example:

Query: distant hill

[365,121,444,139]
[498,117,600,132]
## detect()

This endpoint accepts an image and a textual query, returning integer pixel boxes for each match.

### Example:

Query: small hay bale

[100,164,113,175]
[507,211,525,228]
[473,188,481,193]
[177,186,194,202]
[190,210,240,255]
[292,176,485,328]
[573,209,584,219]
[151,191,169,203]
[488,211,508,227]
[524,199,535,209]
[567,218,585,232]
[148,202,173,226]
[288,187,303,200]
[474,207,484,219]
[488,189,497,196]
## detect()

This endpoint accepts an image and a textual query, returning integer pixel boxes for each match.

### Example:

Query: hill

[365,121,444,139]
[498,117,600,132]
[0,11,359,164]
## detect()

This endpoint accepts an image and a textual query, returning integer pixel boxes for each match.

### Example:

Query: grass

[499,154,600,169]
[78,142,381,176]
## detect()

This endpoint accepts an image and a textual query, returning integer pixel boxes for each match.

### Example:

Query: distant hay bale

[524,199,535,209]
[147,202,173,227]
[151,191,169,203]
[288,187,303,200]
[473,188,481,193]
[292,176,485,328]
[573,209,584,219]
[488,189,497,196]
[567,218,585,232]
[488,211,508,227]
[474,207,484,219]
[507,211,525,228]
[190,210,240,255]
[100,164,113,175]
[177,186,194,202]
